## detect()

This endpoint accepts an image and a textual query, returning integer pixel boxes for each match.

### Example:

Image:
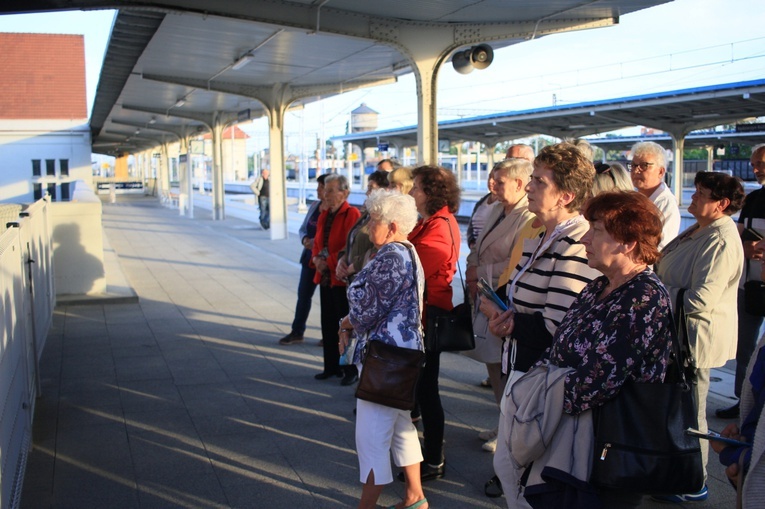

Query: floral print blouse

[547,269,675,415]
[347,241,425,364]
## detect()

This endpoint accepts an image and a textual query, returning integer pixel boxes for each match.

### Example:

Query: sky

[0,0,763,156]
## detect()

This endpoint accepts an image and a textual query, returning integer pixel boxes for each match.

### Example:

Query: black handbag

[589,289,704,495]
[355,244,425,410]
[355,340,426,410]
[424,217,475,353]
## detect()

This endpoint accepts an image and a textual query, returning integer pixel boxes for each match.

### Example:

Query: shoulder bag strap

[672,288,697,387]
[435,216,468,300]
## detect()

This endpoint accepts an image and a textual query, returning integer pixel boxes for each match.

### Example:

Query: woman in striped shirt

[478,142,601,508]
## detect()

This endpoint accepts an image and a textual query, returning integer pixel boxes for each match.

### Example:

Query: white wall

[0,118,92,204]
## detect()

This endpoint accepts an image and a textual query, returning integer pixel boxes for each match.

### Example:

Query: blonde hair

[388,167,414,195]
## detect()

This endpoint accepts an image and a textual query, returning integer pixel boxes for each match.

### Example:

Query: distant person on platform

[630,141,681,249]
[251,169,271,230]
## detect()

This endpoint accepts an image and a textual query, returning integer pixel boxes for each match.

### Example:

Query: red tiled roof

[202,125,250,140]
[0,33,87,119]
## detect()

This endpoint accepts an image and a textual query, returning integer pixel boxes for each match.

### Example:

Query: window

[46,183,56,201]
[32,159,41,176]
[60,182,71,201]
[33,183,43,200]
[60,159,69,176]
[46,159,56,176]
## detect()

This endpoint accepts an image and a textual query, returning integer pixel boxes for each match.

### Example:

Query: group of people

[276,142,765,509]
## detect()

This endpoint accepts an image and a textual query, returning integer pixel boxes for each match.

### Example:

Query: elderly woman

[311,174,361,384]
[654,172,745,503]
[339,190,428,509]
[529,191,675,509]
[336,170,390,285]
[396,165,461,483]
[465,158,535,450]
[478,142,601,505]
[389,166,414,195]
[467,165,500,250]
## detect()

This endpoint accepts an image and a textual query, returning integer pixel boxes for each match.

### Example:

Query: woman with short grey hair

[340,189,428,509]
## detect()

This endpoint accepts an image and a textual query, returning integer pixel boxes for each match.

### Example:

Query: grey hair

[493,157,533,184]
[631,141,668,169]
[752,143,765,158]
[324,173,350,191]
[505,144,535,162]
[364,189,419,236]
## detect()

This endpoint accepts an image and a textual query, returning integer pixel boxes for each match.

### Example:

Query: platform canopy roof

[331,79,765,150]
[0,0,673,156]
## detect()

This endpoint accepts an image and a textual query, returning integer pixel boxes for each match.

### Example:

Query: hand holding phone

[685,428,751,447]
[477,277,508,312]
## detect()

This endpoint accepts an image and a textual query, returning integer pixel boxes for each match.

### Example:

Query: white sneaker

[478,428,498,441]
[482,437,497,452]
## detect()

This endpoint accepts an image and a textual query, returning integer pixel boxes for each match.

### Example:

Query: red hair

[583,191,663,265]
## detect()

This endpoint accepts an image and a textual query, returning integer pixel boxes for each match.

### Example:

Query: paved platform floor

[21,195,740,508]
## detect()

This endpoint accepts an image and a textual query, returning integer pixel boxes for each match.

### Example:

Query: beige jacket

[656,216,744,368]
[466,194,534,289]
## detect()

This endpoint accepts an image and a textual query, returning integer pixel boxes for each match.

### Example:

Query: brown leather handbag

[355,340,425,410]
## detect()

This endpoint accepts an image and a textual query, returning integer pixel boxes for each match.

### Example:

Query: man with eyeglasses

[717,143,765,420]
[629,141,681,249]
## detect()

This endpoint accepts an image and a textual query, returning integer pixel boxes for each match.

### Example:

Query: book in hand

[477,277,508,312]
[685,427,751,447]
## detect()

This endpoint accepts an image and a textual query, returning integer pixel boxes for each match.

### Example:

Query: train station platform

[20,194,739,508]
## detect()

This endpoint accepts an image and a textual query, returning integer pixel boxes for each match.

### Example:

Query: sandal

[387,498,428,509]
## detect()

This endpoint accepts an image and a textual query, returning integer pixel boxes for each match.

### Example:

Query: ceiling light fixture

[175,98,186,108]
[231,54,255,71]
[149,116,157,124]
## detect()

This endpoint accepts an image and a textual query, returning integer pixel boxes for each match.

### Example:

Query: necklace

[607,265,646,291]
[600,265,646,300]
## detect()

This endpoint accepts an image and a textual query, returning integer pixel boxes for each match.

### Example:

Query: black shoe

[314,371,342,380]
[397,462,445,482]
[484,475,503,498]
[715,402,740,419]
[340,373,359,386]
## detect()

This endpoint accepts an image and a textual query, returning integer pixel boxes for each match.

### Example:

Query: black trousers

[319,285,355,377]
[417,347,445,465]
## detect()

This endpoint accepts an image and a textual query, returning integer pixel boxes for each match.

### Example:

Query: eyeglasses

[627,161,655,172]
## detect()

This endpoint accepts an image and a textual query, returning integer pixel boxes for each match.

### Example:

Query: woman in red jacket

[312,174,361,385]
[402,165,461,482]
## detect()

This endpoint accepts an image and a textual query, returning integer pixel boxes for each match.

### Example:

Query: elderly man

[718,143,765,419]
[505,143,535,162]
[376,158,398,172]
[630,141,681,249]
[250,168,271,230]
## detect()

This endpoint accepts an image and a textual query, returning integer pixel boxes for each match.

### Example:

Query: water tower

[351,103,378,133]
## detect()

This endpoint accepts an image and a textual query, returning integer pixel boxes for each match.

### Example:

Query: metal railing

[0,198,55,509]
